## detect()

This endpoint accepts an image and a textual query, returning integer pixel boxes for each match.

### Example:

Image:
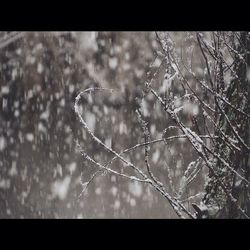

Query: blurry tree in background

[0,32,249,218]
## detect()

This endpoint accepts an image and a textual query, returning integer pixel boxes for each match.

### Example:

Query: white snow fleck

[1,86,9,94]
[174,98,182,107]
[109,57,118,69]
[235,179,242,187]
[160,78,172,94]
[103,105,109,115]
[56,164,63,177]
[60,98,65,107]
[130,198,136,207]
[14,110,20,117]
[12,68,18,80]
[26,133,34,142]
[16,48,22,55]
[69,85,75,94]
[51,176,71,200]
[14,101,19,108]
[114,200,120,210]
[55,92,60,100]
[174,106,183,114]
[183,101,199,116]
[76,213,84,218]
[87,94,93,104]
[152,150,160,164]
[38,122,47,133]
[105,137,112,148]
[151,57,162,68]
[40,110,50,120]
[0,136,6,151]
[79,32,97,52]
[67,162,77,174]
[111,175,116,182]
[150,124,156,134]
[37,63,44,74]
[141,99,150,117]
[0,179,10,189]
[95,187,101,195]
[64,67,71,75]
[27,90,33,99]
[110,186,118,196]
[135,68,144,77]
[169,146,176,155]
[84,111,96,131]
[160,72,177,94]
[176,159,182,169]
[9,161,17,176]
[128,182,142,197]
[119,122,127,134]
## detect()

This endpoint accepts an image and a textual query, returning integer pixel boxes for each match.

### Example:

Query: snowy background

[0,32,205,218]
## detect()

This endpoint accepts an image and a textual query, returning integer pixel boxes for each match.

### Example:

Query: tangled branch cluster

[75,32,250,219]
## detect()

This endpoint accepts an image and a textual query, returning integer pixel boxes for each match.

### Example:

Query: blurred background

[0,32,205,218]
